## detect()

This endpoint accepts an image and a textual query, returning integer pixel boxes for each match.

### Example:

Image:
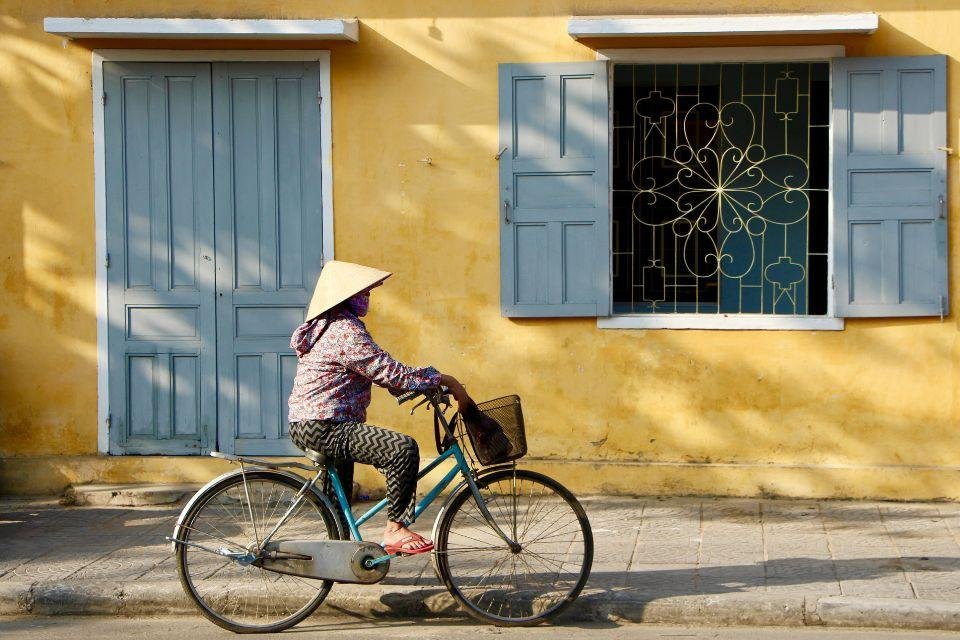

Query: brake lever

[409,396,431,415]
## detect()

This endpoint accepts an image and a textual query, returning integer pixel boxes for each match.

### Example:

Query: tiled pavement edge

[2,496,960,630]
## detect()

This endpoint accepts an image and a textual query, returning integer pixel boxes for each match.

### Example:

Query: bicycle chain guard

[257,539,389,584]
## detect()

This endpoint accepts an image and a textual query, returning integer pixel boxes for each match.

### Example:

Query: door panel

[104,62,216,454]
[212,62,324,455]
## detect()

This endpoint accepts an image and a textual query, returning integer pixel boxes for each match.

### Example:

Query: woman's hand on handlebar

[440,374,473,411]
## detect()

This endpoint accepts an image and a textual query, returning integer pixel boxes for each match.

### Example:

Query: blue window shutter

[498,62,610,317]
[833,56,948,317]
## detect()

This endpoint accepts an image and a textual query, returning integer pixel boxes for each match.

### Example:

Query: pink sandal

[384,534,435,556]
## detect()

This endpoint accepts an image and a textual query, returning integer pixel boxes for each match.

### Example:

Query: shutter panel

[833,56,948,317]
[498,62,610,317]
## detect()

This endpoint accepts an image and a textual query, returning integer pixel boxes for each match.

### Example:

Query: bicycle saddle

[304,448,333,468]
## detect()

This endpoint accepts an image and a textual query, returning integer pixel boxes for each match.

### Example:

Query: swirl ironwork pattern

[612,63,829,315]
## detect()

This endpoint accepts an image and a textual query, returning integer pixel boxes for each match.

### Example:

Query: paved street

[3,616,960,639]
[3,495,960,629]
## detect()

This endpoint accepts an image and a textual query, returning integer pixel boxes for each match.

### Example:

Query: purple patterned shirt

[287,308,441,423]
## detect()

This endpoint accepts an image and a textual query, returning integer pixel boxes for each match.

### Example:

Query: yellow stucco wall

[2,1,960,499]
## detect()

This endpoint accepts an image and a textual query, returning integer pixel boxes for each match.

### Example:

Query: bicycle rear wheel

[176,470,341,633]
[434,468,592,625]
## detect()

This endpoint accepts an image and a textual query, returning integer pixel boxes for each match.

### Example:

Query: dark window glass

[611,62,830,315]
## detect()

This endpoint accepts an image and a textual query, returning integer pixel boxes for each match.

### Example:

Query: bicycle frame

[254,394,518,558]
[328,441,462,542]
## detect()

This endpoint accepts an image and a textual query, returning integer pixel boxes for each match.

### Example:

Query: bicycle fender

[169,467,340,553]
[429,463,517,544]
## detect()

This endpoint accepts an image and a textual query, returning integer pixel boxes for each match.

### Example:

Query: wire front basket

[457,395,527,466]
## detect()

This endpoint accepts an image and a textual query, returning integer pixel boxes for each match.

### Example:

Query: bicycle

[168,388,593,633]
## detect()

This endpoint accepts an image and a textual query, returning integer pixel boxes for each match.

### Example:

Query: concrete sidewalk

[2,495,960,630]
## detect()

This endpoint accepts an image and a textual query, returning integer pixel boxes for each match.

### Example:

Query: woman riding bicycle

[286,260,472,556]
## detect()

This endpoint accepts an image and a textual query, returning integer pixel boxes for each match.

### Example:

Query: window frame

[596,46,845,331]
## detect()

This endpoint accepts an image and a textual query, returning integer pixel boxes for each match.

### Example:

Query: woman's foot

[383,521,434,555]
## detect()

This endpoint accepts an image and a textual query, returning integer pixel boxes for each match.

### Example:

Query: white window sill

[598,314,844,331]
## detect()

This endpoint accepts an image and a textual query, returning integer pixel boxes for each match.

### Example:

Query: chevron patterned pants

[289,420,419,523]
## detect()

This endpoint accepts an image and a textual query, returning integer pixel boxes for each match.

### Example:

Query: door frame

[92,49,335,454]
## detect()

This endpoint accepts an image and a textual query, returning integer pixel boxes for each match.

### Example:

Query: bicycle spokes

[435,469,593,625]
[176,473,339,633]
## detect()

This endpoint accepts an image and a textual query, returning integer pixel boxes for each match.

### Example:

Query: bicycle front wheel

[434,468,593,625]
[176,470,341,634]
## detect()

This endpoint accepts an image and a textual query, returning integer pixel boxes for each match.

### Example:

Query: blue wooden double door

[104,61,324,455]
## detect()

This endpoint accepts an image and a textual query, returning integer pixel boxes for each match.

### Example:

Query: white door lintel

[46,17,359,42]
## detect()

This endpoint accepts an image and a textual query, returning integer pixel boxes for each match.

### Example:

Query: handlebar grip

[396,390,421,405]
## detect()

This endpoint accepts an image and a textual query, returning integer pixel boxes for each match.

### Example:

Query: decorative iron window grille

[612,63,830,315]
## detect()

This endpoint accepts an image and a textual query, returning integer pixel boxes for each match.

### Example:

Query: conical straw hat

[304,260,392,322]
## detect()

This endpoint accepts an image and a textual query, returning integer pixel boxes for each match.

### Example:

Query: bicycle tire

[176,470,342,634]
[433,468,593,626]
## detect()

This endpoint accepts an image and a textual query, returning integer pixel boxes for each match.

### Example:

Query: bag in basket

[460,395,527,466]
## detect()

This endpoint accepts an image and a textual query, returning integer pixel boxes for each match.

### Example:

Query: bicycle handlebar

[396,387,450,406]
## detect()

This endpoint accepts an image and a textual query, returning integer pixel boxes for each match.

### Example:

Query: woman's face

[348,290,371,317]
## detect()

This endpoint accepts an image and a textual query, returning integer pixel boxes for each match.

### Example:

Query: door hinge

[106,413,112,431]
[939,194,946,219]
[831,274,836,290]
[104,252,111,269]
[317,91,322,106]
[102,92,107,106]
